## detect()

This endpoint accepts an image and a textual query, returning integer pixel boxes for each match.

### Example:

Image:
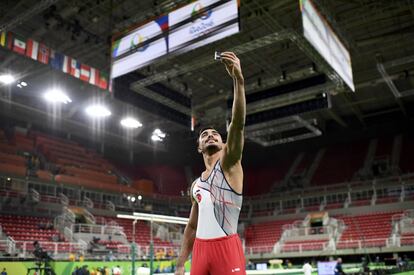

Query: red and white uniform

[191,160,245,275]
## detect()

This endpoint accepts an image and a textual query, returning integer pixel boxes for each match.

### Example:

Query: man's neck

[203,150,221,171]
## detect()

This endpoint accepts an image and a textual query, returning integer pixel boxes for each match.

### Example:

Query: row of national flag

[0,31,109,90]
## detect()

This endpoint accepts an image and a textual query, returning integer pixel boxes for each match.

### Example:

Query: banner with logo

[0,31,110,91]
[110,0,240,79]
[168,0,239,53]
[300,0,354,91]
[111,17,169,78]
[0,260,192,275]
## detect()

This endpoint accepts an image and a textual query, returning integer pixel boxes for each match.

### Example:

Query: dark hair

[196,126,227,149]
[198,126,216,138]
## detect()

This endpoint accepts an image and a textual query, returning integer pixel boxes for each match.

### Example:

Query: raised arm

[175,182,198,275]
[221,52,246,165]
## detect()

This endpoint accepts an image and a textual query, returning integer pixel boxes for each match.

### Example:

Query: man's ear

[197,147,203,154]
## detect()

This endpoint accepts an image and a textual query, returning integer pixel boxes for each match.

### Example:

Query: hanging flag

[191,116,196,132]
[50,50,64,70]
[62,55,71,73]
[89,67,100,85]
[37,43,50,64]
[80,64,90,82]
[108,78,113,93]
[12,36,26,55]
[111,39,121,58]
[0,32,13,49]
[0,32,6,47]
[98,72,108,89]
[26,39,39,60]
[70,59,80,78]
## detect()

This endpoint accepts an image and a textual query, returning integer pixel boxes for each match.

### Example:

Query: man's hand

[221,52,243,82]
[174,266,185,275]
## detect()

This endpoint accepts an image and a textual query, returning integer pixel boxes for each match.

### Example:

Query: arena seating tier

[0,130,28,178]
[244,157,293,196]
[337,211,400,249]
[312,141,368,186]
[244,219,295,253]
[0,215,61,242]
[400,232,414,246]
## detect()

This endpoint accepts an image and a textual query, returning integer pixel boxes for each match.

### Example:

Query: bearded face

[198,128,223,154]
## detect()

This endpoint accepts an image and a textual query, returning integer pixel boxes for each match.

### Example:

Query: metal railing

[115,244,179,258]
[71,224,125,237]
[29,188,40,203]
[15,241,86,257]
[0,237,16,254]
[336,238,390,249]
[59,192,69,206]
[243,236,414,256]
[282,225,331,237]
[64,227,73,242]
[7,237,15,254]
[1,173,413,218]
[400,236,414,247]
[82,197,94,209]
[280,241,328,253]
[105,200,115,211]
[83,208,96,224]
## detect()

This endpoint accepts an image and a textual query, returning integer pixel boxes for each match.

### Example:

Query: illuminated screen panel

[111,18,168,78]
[110,0,239,79]
[168,0,239,53]
[301,0,354,91]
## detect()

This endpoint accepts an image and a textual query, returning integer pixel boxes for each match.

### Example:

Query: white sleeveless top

[192,160,243,239]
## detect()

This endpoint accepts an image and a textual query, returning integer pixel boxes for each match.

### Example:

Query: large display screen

[111,0,239,79]
[301,0,354,91]
[111,18,168,78]
[168,0,239,53]
[317,261,336,275]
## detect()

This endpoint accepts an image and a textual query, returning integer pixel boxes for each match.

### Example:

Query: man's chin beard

[204,144,221,153]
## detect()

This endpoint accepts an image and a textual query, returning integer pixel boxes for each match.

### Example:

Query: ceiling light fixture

[0,74,15,85]
[43,89,72,104]
[120,117,143,129]
[85,104,111,118]
[151,135,162,142]
[153,128,166,138]
[151,128,166,142]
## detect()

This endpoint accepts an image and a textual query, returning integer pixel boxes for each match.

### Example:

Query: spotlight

[20,81,27,87]
[0,74,15,85]
[151,135,162,142]
[153,128,166,138]
[43,89,72,104]
[120,117,142,129]
[151,128,166,142]
[17,84,22,88]
[138,195,142,201]
[127,195,131,200]
[7,177,11,181]
[130,196,136,202]
[85,104,111,118]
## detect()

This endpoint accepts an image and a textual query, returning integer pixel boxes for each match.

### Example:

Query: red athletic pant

[190,234,246,275]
